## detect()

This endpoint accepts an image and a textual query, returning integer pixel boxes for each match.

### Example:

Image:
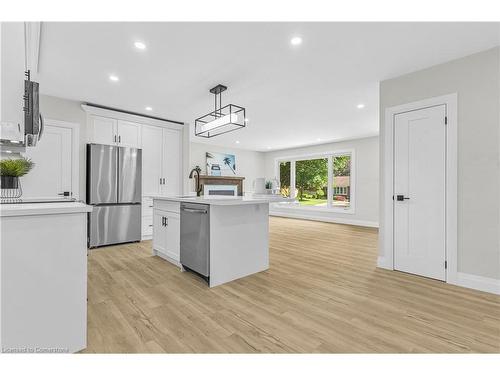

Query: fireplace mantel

[196,175,245,196]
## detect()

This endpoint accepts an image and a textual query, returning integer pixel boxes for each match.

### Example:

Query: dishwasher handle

[181,207,208,214]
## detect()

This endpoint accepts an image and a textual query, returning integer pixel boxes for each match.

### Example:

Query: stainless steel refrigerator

[87,144,142,248]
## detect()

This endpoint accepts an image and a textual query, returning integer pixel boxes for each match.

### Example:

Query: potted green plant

[0,157,34,192]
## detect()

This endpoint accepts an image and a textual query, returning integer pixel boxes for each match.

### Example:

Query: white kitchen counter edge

[149,195,294,206]
[0,202,93,217]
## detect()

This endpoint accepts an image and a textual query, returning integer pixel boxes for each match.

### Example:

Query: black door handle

[396,195,410,201]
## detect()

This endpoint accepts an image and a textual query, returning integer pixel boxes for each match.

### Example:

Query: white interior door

[141,125,163,195]
[162,129,181,196]
[394,105,446,281]
[22,124,74,199]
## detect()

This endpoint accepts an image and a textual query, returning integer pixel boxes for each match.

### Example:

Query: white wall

[189,142,266,195]
[263,136,379,227]
[379,47,500,280]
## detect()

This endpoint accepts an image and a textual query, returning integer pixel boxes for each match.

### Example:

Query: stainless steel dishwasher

[180,202,210,281]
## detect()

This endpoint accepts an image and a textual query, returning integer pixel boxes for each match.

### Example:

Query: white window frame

[274,149,356,214]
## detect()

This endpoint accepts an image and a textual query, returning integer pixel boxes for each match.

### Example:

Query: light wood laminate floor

[84,217,500,353]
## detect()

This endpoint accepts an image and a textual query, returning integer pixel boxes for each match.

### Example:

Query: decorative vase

[0,176,23,199]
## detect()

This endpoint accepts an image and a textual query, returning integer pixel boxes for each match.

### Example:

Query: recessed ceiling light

[357,103,365,109]
[134,41,146,50]
[290,36,302,46]
[316,138,322,141]
[109,75,119,82]
[235,140,240,144]
[244,118,249,123]
[145,106,152,111]
[267,146,272,149]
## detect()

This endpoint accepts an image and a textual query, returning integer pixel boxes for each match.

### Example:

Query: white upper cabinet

[142,125,164,195]
[117,120,141,148]
[89,115,117,146]
[88,116,141,148]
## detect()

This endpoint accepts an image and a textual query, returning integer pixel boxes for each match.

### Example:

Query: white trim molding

[24,22,41,74]
[81,104,185,131]
[379,94,466,289]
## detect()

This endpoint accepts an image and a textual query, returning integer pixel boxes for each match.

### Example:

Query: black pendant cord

[218,91,220,117]
[213,90,223,118]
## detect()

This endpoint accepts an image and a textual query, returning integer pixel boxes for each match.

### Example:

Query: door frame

[380,93,457,283]
[41,118,80,200]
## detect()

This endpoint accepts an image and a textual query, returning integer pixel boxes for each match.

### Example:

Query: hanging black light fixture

[194,84,246,138]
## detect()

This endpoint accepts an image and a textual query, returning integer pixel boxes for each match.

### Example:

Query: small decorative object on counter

[0,157,34,198]
[265,180,274,194]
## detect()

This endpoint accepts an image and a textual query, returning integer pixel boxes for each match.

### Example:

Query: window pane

[279,161,291,197]
[332,155,351,208]
[295,158,328,207]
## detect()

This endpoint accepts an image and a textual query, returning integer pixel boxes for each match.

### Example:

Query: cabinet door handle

[114,134,117,143]
[118,135,121,143]
[148,224,153,227]
[159,177,162,185]
[165,217,168,226]
[162,217,165,226]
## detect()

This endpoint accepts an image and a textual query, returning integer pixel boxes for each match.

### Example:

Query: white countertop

[0,201,93,217]
[149,194,295,206]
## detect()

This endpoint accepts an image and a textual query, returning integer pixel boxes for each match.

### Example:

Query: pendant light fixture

[195,84,246,138]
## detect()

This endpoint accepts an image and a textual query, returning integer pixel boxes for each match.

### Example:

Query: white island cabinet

[152,200,181,266]
[0,202,92,353]
[150,196,292,287]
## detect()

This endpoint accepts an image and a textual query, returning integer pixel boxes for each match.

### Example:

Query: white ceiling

[37,22,500,151]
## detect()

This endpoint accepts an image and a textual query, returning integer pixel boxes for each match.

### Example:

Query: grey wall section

[39,94,87,199]
[263,136,379,226]
[189,142,266,195]
[379,47,500,279]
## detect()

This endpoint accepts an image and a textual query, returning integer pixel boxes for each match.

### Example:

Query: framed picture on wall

[206,152,236,176]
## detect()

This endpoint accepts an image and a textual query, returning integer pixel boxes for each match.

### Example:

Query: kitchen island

[150,195,291,287]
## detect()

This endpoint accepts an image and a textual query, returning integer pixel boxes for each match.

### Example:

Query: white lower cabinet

[153,208,180,266]
[0,205,91,353]
[141,197,154,239]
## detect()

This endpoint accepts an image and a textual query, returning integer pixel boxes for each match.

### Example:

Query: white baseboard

[376,258,500,295]
[377,256,392,270]
[269,210,379,228]
[448,272,500,295]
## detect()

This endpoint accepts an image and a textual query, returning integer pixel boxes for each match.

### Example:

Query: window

[332,155,351,208]
[279,161,291,197]
[295,158,328,207]
[276,150,354,212]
